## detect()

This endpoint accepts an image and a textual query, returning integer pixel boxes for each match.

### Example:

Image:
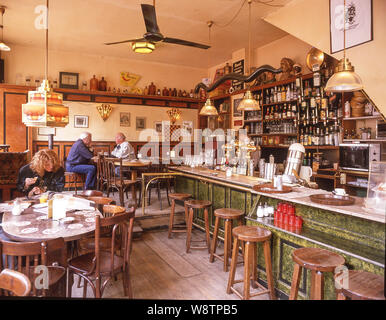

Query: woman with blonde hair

[17,149,65,197]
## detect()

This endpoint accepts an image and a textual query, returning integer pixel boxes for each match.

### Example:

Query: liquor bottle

[315,127,320,146]
[292,103,297,118]
[265,89,270,105]
[307,127,312,146]
[308,152,313,167]
[286,103,292,119]
[281,86,286,102]
[300,128,304,145]
[313,70,321,87]
[276,86,281,103]
[303,152,308,166]
[304,127,309,146]
[286,85,291,101]
[329,126,334,146]
[272,87,276,103]
[333,122,340,146]
[274,105,279,120]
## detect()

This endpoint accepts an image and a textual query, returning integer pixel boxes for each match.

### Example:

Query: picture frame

[329,0,373,54]
[232,96,243,118]
[120,112,131,127]
[136,117,146,130]
[74,115,89,128]
[154,121,162,135]
[220,102,230,113]
[59,72,79,89]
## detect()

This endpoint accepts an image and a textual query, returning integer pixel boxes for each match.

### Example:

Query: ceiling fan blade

[141,4,160,34]
[163,37,210,49]
[104,38,145,45]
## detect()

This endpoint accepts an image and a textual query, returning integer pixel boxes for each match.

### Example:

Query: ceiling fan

[104,3,210,50]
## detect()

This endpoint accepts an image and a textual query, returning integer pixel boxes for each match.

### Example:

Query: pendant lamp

[199,21,218,117]
[0,6,10,51]
[325,0,363,92]
[22,0,69,128]
[237,0,259,111]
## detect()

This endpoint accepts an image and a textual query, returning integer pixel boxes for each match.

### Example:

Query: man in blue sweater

[66,132,96,190]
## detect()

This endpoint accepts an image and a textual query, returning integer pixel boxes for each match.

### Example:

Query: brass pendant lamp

[199,21,218,116]
[237,0,259,111]
[325,0,363,92]
[0,6,10,51]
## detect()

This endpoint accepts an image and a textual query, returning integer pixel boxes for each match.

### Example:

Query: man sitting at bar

[16,149,65,198]
[111,132,135,159]
[66,132,96,190]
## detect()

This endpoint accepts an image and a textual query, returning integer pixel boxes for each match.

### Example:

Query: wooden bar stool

[184,200,212,253]
[335,270,385,300]
[289,247,345,300]
[209,208,244,272]
[227,225,276,300]
[168,193,191,238]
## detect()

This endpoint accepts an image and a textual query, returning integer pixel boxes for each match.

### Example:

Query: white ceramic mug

[299,166,313,182]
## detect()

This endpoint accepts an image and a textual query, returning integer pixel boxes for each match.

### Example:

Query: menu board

[232,59,244,91]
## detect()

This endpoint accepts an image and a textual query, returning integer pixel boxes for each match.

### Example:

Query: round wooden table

[1,205,101,242]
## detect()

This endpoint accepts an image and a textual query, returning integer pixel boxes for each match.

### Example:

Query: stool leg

[168,199,176,239]
[209,216,220,263]
[223,219,232,272]
[251,243,258,289]
[184,202,188,224]
[186,208,194,253]
[263,240,276,300]
[312,270,324,300]
[203,208,211,253]
[289,263,302,300]
[227,237,239,294]
[243,241,252,300]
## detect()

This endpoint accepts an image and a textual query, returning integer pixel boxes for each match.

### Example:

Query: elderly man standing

[66,132,96,190]
[111,132,135,159]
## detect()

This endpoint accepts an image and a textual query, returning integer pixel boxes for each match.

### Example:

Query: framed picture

[37,127,56,136]
[232,96,243,118]
[120,112,131,127]
[329,0,373,54]
[74,115,89,128]
[154,121,162,135]
[136,117,146,130]
[220,102,230,113]
[59,72,79,89]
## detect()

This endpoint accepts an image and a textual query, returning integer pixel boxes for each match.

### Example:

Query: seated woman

[16,149,65,198]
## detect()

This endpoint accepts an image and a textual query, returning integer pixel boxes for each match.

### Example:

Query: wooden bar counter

[169,165,385,300]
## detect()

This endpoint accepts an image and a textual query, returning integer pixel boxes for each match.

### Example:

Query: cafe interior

[0,0,384,301]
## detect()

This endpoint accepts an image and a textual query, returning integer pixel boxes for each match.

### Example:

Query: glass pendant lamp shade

[325,57,363,92]
[199,98,218,116]
[237,90,260,111]
[132,41,155,53]
[0,7,10,51]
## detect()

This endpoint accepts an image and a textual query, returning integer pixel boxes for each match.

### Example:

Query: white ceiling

[1,0,291,69]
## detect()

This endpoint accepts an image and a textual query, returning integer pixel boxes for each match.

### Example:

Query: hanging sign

[232,59,244,91]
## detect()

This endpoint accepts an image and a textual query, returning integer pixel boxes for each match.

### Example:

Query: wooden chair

[76,190,104,198]
[86,196,115,213]
[67,206,136,298]
[0,269,31,297]
[96,154,108,192]
[0,238,67,297]
[105,158,137,207]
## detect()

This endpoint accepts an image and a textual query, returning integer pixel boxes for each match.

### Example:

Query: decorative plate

[13,221,31,227]
[42,228,61,235]
[20,227,38,234]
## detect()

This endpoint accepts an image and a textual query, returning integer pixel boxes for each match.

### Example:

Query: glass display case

[364,161,386,215]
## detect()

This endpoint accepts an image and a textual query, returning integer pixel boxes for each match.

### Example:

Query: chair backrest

[94,206,135,279]
[78,190,104,198]
[0,269,31,297]
[105,157,123,187]
[87,196,115,214]
[102,204,125,217]
[0,237,67,296]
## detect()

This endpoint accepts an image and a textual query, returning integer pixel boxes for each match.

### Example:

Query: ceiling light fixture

[199,21,218,117]
[132,41,155,54]
[22,0,69,130]
[0,6,10,51]
[237,0,259,111]
[325,0,363,92]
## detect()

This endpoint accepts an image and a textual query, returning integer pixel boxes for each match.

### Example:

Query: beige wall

[264,0,386,114]
[3,44,207,95]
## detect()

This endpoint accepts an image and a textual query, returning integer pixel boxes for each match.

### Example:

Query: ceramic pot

[98,77,107,91]
[90,75,99,91]
[148,82,156,95]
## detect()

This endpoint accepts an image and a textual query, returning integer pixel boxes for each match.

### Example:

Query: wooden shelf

[304,145,339,150]
[263,117,296,122]
[263,100,298,107]
[342,115,382,121]
[260,145,289,148]
[244,119,261,123]
[312,174,336,180]
[343,139,386,143]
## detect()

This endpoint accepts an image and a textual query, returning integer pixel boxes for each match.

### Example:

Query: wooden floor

[71,227,271,300]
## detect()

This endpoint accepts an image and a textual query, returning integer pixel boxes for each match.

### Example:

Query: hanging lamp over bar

[22,0,69,128]
[325,0,363,92]
[199,98,218,116]
[0,6,10,51]
[237,0,259,111]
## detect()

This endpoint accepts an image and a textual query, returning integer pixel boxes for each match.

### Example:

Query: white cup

[334,188,347,196]
[299,166,313,182]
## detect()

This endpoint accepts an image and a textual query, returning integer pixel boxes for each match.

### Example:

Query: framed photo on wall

[74,115,89,128]
[120,112,131,127]
[329,0,373,54]
[232,95,243,118]
[154,121,162,135]
[59,72,79,89]
[136,117,146,130]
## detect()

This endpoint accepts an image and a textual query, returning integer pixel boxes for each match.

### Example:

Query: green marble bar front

[173,172,385,300]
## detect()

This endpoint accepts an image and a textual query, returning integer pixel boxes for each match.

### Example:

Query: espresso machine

[283,143,305,183]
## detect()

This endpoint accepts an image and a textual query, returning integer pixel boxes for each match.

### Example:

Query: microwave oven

[339,143,381,172]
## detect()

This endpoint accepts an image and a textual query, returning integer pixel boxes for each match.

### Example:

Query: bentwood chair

[67,207,136,298]
[0,238,67,297]
[105,158,137,207]
[0,269,31,297]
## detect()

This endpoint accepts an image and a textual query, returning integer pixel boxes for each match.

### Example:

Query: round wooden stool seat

[292,247,345,272]
[232,225,271,243]
[214,208,244,220]
[227,225,275,300]
[168,193,191,201]
[335,270,385,300]
[185,200,212,209]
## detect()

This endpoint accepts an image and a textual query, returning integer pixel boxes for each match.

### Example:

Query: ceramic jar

[148,82,156,95]
[98,77,107,91]
[90,75,99,91]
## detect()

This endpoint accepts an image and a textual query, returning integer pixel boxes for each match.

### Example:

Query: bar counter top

[169,166,385,224]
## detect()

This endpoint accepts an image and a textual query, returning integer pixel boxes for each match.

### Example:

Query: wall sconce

[166,108,181,124]
[96,104,113,121]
